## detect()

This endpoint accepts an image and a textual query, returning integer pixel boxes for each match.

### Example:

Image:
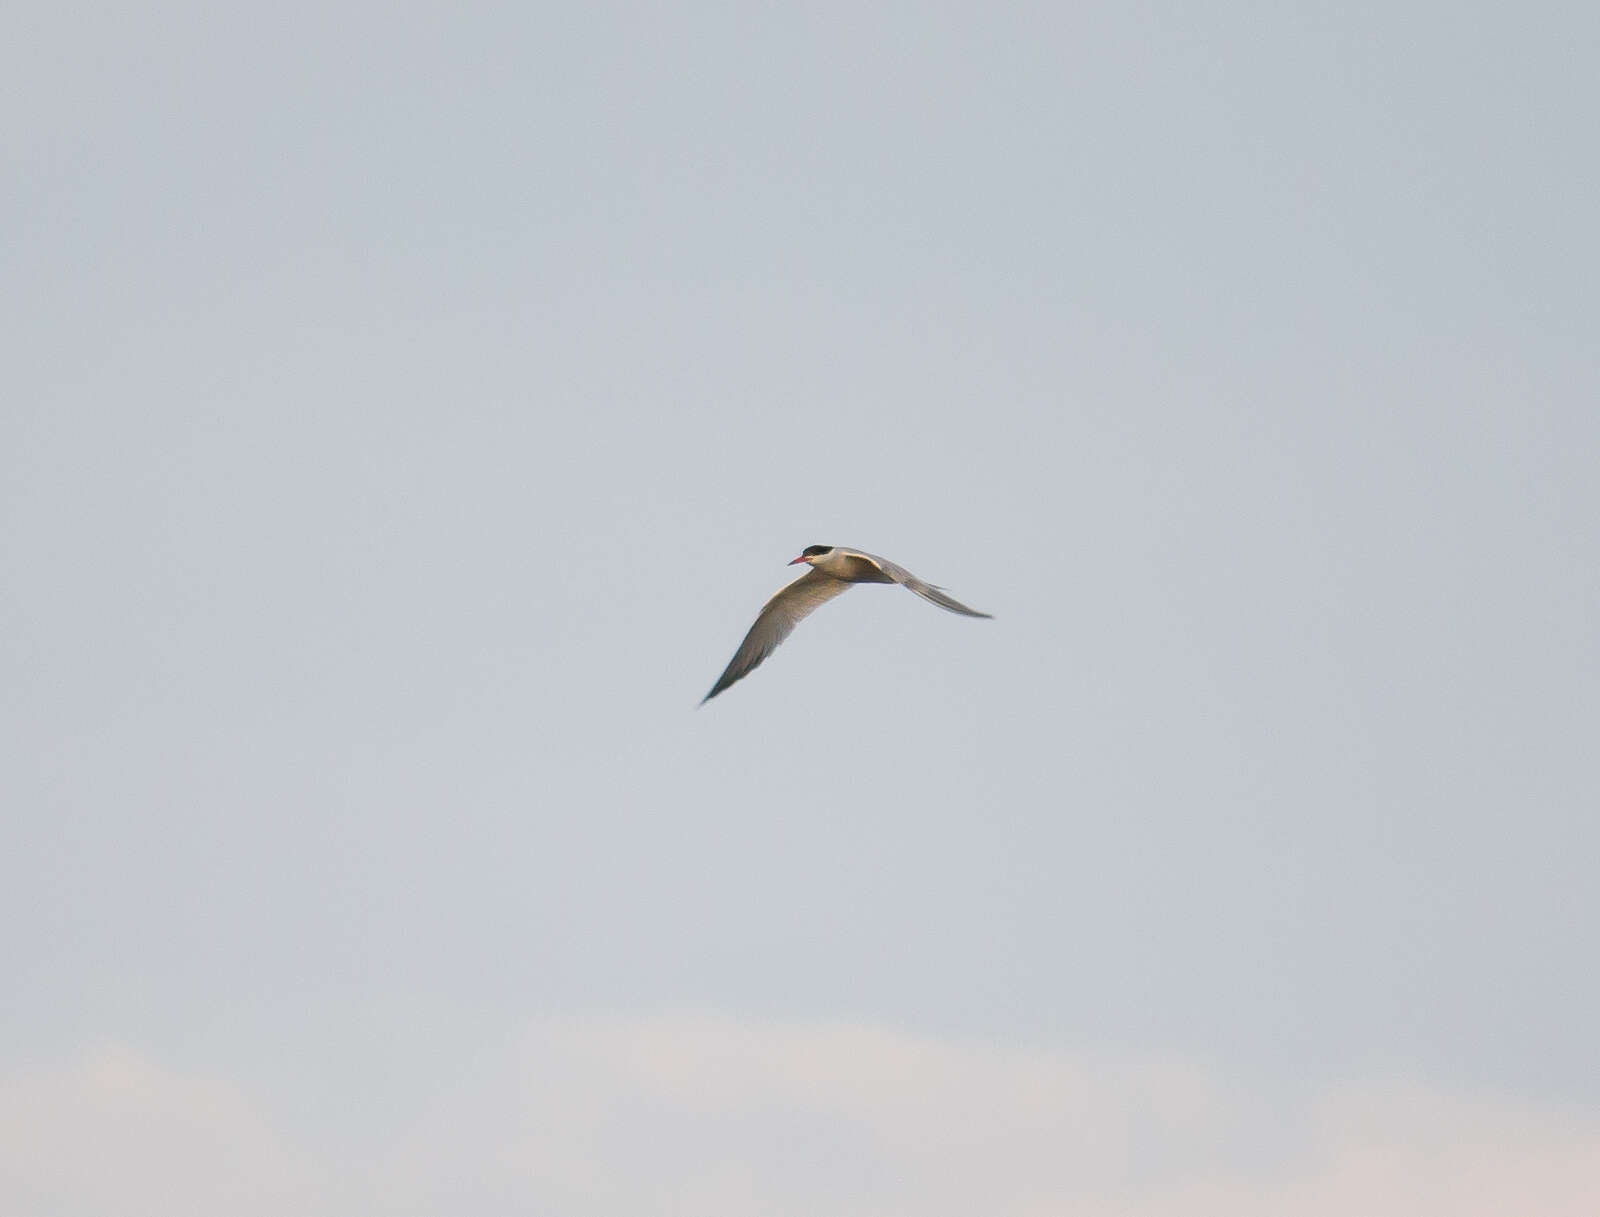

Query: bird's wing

[701,569,854,703]
[845,549,994,618]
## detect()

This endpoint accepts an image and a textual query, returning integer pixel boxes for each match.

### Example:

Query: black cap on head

[801,544,832,557]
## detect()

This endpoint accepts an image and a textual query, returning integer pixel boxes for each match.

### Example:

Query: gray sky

[4,2,1597,1213]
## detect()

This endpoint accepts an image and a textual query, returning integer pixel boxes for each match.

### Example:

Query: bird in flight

[701,545,993,703]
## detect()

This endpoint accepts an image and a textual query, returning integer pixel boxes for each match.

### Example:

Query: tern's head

[789,544,834,566]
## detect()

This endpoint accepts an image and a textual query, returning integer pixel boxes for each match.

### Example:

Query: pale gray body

[701,546,992,703]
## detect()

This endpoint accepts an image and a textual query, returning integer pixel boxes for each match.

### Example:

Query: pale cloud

[486,1013,1254,1215]
[0,1044,328,1217]
[479,1014,1600,1217]
[1194,1081,1600,1217]
[4,1018,1596,1217]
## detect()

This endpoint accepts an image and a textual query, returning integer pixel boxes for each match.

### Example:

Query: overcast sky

[4,3,1598,1213]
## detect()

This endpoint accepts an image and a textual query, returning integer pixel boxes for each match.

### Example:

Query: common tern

[701,545,992,703]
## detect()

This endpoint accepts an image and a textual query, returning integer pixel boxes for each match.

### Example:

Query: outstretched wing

[846,549,994,618]
[701,569,854,703]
